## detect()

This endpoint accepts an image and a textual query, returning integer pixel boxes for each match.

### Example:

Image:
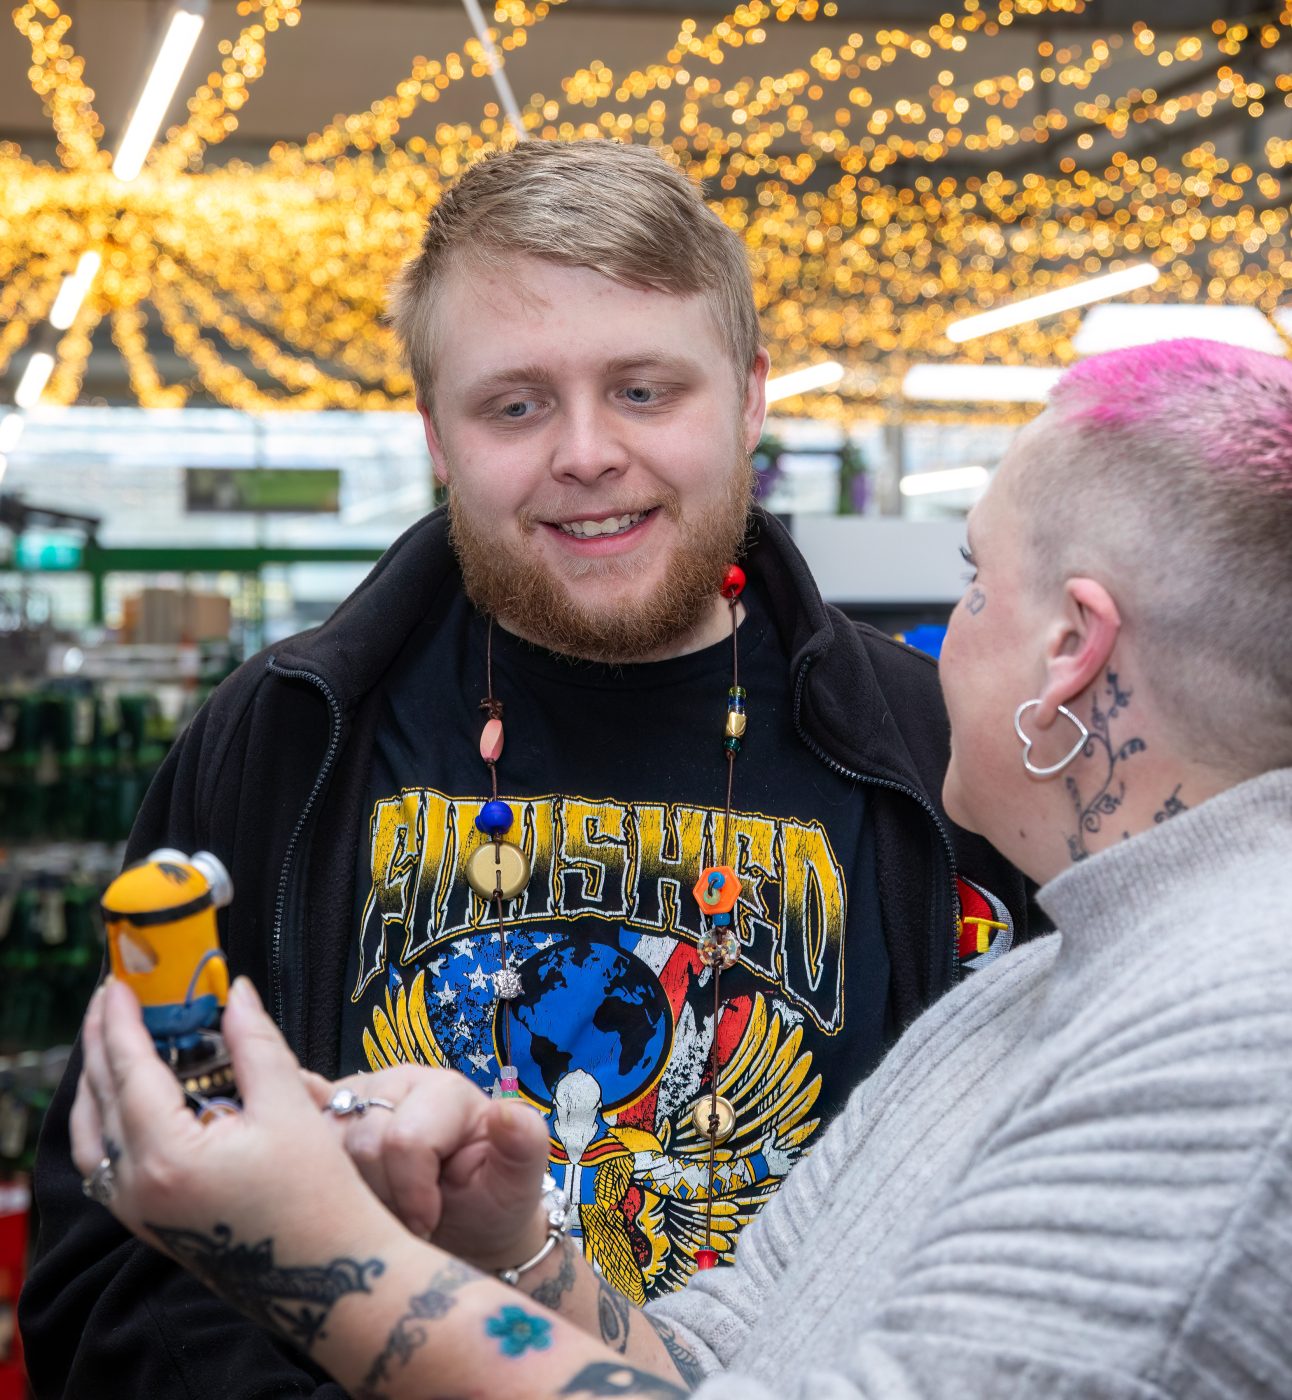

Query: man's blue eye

[501,401,531,417]
[625,386,654,403]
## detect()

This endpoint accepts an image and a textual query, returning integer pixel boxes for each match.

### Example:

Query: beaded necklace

[464,564,749,1274]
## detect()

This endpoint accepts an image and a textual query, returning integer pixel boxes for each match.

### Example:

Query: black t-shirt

[342,581,888,1302]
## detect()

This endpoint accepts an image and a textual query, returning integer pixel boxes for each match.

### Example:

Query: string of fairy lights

[0,0,1288,426]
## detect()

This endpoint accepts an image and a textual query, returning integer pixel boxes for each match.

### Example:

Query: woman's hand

[302,1065,552,1271]
[70,978,389,1263]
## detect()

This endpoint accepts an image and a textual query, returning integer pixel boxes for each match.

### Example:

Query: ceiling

[1,0,1287,408]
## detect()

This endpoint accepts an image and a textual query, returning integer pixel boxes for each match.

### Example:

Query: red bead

[695,1248,718,1271]
[719,565,746,600]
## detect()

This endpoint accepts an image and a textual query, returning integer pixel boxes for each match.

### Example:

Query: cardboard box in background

[120,588,232,644]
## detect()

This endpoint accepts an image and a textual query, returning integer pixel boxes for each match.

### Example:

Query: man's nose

[549,395,631,485]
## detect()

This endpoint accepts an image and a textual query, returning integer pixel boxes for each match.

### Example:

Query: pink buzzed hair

[1009,335,1292,771]
[1049,338,1292,496]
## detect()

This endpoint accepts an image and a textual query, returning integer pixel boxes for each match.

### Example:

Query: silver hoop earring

[1013,699,1089,778]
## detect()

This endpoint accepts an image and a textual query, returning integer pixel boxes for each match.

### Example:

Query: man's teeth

[557,511,648,539]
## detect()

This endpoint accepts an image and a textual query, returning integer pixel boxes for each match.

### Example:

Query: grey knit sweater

[652,768,1292,1398]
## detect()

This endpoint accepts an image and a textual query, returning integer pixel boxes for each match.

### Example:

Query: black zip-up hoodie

[21,507,1031,1399]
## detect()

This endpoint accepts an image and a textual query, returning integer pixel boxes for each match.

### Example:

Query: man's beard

[447,456,755,664]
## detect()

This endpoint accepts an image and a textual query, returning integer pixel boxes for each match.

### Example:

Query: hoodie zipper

[792,655,962,997]
[267,658,344,1039]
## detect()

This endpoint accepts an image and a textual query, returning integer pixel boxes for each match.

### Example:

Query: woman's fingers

[220,977,313,1122]
[333,1069,493,1238]
[69,1044,106,1180]
[79,981,129,1160]
[99,980,190,1153]
[300,1069,334,1108]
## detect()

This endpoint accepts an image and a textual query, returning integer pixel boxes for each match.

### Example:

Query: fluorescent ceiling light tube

[14,352,56,409]
[947,264,1160,343]
[1073,303,1286,356]
[902,363,1063,403]
[112,1,208,182]
[49,251,104,330]
[766,360,845,404]
[900,465,991,497]
[0,411,25,454]
[459,0,527,138]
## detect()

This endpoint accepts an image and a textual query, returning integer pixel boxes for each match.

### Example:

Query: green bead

[724,736,742,754]
[728,686,747,701]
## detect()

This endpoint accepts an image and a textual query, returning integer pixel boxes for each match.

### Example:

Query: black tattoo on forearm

[967,587,986,615]
[596,1273,632,1353]
[146,1221,382,1353]
[1064,670,1146,863]
[646,1315,705,1388]
[353,1259,475,1400]
[1153,784,1189,824]
[559,1361,689,1397]
[530,1234,577,1309]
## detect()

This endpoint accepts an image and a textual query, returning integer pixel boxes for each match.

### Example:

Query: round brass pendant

[689,1094,736,1144]
[466,840,531,902]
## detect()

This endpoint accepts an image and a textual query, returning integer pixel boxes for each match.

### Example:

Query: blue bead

[476,800,514,835]
[711,911,733,926]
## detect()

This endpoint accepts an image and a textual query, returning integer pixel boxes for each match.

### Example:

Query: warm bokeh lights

[0,0,1288,425]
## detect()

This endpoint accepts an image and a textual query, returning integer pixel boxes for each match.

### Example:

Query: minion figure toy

[101,849,240,1121]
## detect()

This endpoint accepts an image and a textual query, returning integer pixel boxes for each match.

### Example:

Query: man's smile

[552,509,655,540]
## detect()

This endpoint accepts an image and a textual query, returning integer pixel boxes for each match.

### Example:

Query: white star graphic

[452,1014,472,1041]
[425,955,446,980]
[436,983,457,1007]
[468,1049,494,1073]
[451,937,477,960]
[467,964,490,991]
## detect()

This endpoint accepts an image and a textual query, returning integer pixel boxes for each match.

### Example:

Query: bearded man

[22,140,1030,1399]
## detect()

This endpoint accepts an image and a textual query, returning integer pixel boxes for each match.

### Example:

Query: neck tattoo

[465,565,750,1272]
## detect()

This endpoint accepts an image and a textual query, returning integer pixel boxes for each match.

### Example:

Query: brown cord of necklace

[467,616,529,1097]
[468,567,749,1266]
[691,563,749,1271]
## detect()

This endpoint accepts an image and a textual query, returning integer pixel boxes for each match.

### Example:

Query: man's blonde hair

[390,140,761,407]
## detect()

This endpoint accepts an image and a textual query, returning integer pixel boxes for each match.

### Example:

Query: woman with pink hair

[66,338,1292,1399]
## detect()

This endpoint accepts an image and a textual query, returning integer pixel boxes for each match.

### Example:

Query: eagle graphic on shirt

[352,787,839,1301]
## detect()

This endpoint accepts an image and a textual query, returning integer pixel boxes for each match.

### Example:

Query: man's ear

[1033,577,1121,729]
[742,347,771,453]
[419,402,450,486]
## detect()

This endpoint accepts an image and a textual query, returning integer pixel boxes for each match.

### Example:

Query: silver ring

[81,1155,116,1205]
[323,1088,396,1117]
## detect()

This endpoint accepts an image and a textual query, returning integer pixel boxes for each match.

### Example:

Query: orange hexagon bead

[692,865,740,915]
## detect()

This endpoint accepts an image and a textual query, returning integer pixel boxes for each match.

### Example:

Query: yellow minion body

[102,853,231,1053]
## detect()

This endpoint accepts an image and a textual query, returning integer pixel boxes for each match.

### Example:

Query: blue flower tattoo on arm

[487,1305,553,1357]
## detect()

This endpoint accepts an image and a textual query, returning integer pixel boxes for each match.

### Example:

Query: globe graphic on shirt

[498,937,673,1113]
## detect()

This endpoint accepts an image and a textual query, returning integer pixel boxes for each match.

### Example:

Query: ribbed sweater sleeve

[646,940,1059,1380]
[648,770,1292,1399]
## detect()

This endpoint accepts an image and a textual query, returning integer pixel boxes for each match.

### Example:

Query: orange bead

[692,865,740,915]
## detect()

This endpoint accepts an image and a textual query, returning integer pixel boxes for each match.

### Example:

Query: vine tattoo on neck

[1153,783,1189,824]
[145,1221,383,1353]
[1064,670,1147,862]
[353,1258,475,1400]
